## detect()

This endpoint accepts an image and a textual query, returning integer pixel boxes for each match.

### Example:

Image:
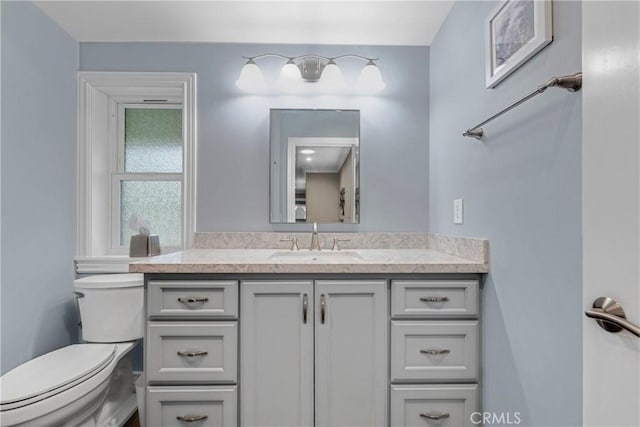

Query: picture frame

[485,0,553,88]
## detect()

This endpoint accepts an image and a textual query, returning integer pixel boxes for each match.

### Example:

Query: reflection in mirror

[270,109,360,224]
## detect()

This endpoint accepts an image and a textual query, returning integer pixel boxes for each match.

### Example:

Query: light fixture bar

[235,53,385,93]
[242,53,379,63]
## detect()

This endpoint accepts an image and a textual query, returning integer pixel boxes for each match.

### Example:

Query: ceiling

[35,1,454,46]
[297,146,351,173]
[296,146,352,190]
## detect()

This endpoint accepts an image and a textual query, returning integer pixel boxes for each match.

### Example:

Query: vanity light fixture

[300,149,316,154]
[235,53,385,93]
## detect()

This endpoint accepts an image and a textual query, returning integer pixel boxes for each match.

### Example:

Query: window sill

[75,256,144,274]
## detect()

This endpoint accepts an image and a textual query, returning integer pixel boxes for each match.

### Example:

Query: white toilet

[0,273,144,427]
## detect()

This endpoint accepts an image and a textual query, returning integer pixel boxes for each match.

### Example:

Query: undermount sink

[268,251,364,261]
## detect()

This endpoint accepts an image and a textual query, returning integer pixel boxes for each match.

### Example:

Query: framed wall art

[486,0,553,88]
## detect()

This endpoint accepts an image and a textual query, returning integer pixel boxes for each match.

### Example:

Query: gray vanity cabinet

[241,280,388,427]
[143,275,481,427]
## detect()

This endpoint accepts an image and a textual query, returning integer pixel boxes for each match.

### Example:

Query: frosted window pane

[120,181,182,248]
[125,108,182,173]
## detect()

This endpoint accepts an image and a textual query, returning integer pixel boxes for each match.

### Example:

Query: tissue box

[129,234,161,257]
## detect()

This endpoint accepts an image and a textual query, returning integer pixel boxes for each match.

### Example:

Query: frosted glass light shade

[319,62,346,92]
[356,62,386,93]
[277,61,304,92]
[280,62,301,80]
[235,61,267,93]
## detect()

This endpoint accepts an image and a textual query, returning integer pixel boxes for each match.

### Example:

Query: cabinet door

[241,281,314,427]
[315,280,388,427]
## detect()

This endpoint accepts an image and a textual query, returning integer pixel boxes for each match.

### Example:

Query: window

[76,72,196,272]
[112,105,183,253]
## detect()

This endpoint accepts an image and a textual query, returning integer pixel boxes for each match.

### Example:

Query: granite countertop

[129,247,489,274]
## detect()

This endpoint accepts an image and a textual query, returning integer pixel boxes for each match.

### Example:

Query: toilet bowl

[0,273,144,427]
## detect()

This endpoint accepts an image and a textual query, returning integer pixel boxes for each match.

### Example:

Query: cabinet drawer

[146,386,237,427]
[392,280,479,318]
[391,384,478,427]
[146,322,237,383]
[391,321,479,382]
[147,280,238,319]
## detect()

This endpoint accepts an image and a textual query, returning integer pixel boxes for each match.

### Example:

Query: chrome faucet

[309,222,321,251]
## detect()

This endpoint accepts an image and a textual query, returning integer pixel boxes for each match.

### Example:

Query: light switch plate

[454,198,464,224]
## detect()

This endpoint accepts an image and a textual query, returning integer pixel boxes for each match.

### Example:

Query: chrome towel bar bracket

[585,297,640,338]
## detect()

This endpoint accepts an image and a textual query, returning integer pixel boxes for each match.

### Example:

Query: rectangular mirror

[270,109,360,224]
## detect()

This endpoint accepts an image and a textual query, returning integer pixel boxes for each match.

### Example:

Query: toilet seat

[0,344,116,411]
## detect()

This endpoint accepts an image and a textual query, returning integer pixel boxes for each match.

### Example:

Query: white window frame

[75,72,197,273]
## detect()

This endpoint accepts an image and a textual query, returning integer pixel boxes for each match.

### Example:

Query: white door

[314,280,388,427]
[241,281,314,427]
[582,2,640,426]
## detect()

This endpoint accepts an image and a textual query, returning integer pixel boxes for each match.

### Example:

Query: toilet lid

[0,344,115,407]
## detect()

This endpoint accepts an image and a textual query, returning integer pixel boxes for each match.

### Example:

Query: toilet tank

[73,273,144,343]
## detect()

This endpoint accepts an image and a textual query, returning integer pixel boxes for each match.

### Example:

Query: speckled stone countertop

[130,233,489,274]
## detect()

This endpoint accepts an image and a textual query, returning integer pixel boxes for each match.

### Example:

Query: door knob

[585,297,640,337]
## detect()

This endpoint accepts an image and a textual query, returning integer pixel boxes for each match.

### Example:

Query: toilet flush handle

[72,292,85,328]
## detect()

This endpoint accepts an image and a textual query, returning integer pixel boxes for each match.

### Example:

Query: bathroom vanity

[131,233,488,427]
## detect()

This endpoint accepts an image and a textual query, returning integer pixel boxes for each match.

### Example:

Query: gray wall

[79,43,430,232]
[429,1,582,426]
[1,1,79,374]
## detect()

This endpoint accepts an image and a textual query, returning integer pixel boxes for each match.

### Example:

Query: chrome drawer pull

[177,415,208,422]
[178,297,209,304]
[177,350,208,357]
[420,296,449,303]
[420,348,450,356]
[420,412,450,421]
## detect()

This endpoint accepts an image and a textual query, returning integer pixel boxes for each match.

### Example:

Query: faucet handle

[280,237,299,251]
[331,237,351,251]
